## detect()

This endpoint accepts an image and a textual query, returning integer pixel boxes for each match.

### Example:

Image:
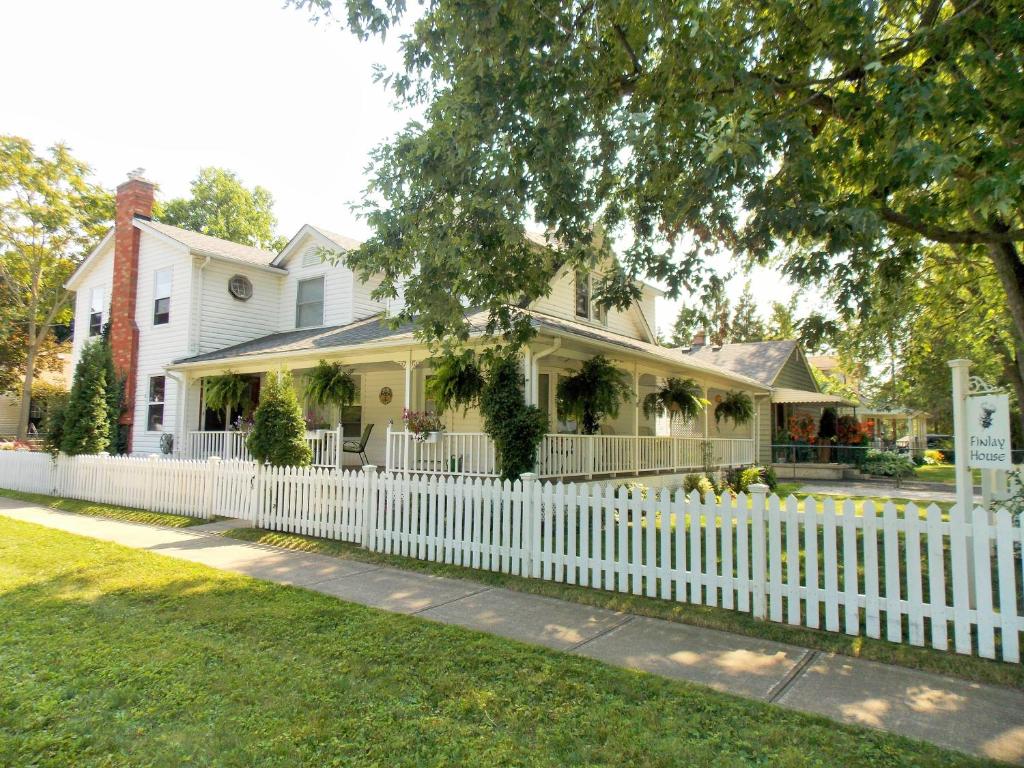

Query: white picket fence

[1,451,1022,663]
[0,451,255,520]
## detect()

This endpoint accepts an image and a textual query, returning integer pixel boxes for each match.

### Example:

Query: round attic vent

[228,274,253,301]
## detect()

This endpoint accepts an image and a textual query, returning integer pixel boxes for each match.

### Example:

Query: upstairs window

[575,270,590,318]
[296,276,325,328]
[153,268,172,325]
[89,287,104,336]
[574,271,608,326]
[147,376,165,431]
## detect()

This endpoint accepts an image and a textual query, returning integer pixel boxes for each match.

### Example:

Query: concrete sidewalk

[1,496,1022,764]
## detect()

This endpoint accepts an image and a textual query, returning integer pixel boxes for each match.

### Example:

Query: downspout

[528,338,561,407]
[192,256,211,355]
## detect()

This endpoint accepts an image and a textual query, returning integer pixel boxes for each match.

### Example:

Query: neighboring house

[65,171,772,481]
[682,338,856,468]
[808,355,929,454]
[0,350,73,439]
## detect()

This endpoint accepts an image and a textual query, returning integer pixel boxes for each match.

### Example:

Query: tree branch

[878,204,1024,245]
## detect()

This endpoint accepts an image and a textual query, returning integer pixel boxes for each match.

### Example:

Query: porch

[384,428,756,479]
[169,313,769,480]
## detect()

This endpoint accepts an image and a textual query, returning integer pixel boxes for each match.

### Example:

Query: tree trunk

[986,240,1024,349]
[15,342,38,441]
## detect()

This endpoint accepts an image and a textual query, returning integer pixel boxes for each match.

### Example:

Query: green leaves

[158,168,286,251]
[556,355,633,435]
[247,370,313,467]
[425,350,485,415]
[642,377,707,422]
[203,372,251,415]
[714,390,754,427]
[290,0,1024,350]
[302,361,358,412]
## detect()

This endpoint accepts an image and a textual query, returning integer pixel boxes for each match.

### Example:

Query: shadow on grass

[0,524,1001,768]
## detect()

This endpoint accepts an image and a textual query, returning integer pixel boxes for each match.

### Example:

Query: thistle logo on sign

[966,393,1011,469]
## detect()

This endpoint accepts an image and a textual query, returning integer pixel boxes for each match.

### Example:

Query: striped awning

[771,387,858,407]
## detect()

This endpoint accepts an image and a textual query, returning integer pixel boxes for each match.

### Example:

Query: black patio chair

[343,423,374,466]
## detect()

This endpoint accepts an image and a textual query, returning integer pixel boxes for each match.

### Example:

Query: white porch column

[403,350,413,411]
[632,363,640,476]
[523,347,534,405]
[753,393,761,465]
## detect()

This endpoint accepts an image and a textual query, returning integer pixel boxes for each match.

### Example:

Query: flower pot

[424,431,443,444]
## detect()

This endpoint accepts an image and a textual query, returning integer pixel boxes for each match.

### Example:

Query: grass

[0,488,207,528]
[221,525,1024,690]
[915,465,981,485]
[0,517,1002,767]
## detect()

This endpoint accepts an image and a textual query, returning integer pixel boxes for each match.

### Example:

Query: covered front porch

[169,321,767,480]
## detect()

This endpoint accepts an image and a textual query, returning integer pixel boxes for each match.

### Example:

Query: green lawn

[0,488,206,528]
[0,518,997,767]
[915,465,981,485]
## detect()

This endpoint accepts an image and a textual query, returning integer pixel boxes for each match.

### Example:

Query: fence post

[749,483,768,620]
[520,472,540,578]
[146,454,159,511]
[204,455,221,520]
[335,424,344,469]
[362,464,378,550]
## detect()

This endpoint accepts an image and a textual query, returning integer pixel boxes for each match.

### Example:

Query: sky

[1,0,804,338]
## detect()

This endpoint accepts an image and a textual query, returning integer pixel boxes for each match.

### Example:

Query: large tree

[0,137,112,440]
[290,0,1024,361]
[159,167,288,251]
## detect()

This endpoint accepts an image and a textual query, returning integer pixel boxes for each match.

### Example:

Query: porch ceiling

[771,387,857,407]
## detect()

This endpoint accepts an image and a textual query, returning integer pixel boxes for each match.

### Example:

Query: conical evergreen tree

[61,339,114,455]
[246,369,312,466]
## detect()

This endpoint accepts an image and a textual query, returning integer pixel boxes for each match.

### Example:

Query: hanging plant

[204,372,250,416]
[643,377,707,421]
[426,350,485,414]
[714,390,754,427]
[303,360,358,416]
[556,355,633,435]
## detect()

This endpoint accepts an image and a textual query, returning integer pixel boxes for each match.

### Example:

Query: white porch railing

[385,427,755,478]
[184,427,345,468]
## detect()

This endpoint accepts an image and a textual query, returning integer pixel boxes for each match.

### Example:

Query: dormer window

[575,270,590,318]
[574,271,608,326]
[296,276,325,328]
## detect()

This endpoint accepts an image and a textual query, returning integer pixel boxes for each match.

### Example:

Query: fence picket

[2,452,1022,665]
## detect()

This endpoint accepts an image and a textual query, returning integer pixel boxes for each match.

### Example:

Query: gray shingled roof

[143,220,281,268]
[173,307,767,389]
[309,225,361,252]
[682,340,799,387]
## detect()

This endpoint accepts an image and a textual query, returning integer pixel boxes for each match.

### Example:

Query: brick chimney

[690,330,706,349]
[109,169,155,452]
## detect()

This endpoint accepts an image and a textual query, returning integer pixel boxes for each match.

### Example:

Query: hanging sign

[966,393,1012,469]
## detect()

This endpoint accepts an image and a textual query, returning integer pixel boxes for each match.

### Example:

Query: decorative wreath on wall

[379,386,393,405]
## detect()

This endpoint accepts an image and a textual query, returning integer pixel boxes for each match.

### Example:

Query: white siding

[529,268,649,341]
[130,232,192,456]
[278,232,395,331]
[194,259,283,354]
[70,239,115,372]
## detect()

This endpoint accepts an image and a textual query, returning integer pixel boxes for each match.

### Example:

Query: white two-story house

[66,171,770,480]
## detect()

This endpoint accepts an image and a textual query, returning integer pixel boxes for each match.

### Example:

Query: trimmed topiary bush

[61,339,120,455]
[247,369,312,467]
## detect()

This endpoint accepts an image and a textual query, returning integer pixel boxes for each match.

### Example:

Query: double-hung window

[575,271,590,319]
[153,268,172,325]
[574,271,608,326]
[89,287,104,336]
[296,276,325,328]
[147,376,165,431]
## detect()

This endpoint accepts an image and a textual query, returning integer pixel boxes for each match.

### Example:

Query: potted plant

[426,350,485,414]
[556,355,633,434]
[303,360,357,430]
[403,408,445,442]
[204,372,251,458]
[714,390,754,428]
[642,377,707,421]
